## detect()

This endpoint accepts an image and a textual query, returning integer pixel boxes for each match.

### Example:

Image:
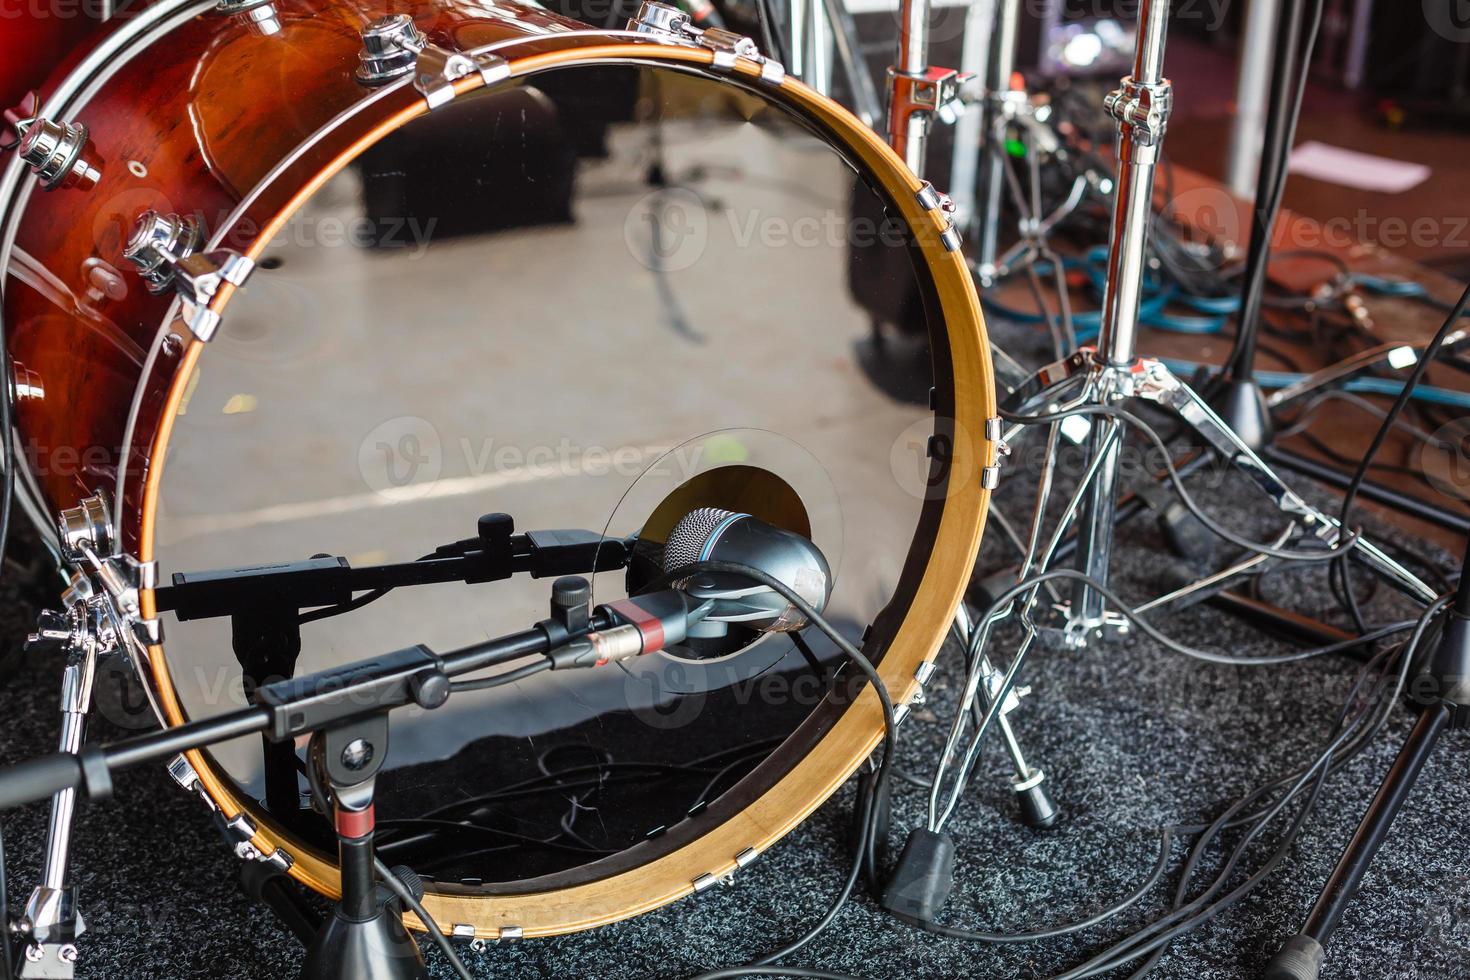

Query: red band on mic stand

[335,803,376,840]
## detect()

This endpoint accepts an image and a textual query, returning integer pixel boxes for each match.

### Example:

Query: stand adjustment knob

[551,576,591,633]
[409,671,450,710]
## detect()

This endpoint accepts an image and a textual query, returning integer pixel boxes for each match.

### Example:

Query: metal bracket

[167,754,294,872]
[981,415,1010,489]
[355,14,511,108]
[172,250,256,343]
[890,66,971,125]
[915,180,962,253]
[51,493,163,662]
[894,659,940,727]
[1103,75,1172,147]
[629,1,784,84]
[123,210,206,295]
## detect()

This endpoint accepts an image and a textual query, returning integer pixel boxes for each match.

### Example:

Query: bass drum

[1,0,995,941]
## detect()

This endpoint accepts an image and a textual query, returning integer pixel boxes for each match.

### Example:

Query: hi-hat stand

[883,0,1058,829]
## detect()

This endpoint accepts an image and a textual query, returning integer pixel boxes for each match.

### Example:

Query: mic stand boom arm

[150,512,630,818]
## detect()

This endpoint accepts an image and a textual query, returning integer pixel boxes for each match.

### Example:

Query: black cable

[654,559,895,980]
[690,969,867,980]
[372,856,473,980]
[297,552,436,625]
[752,0,787,69]
[304,759,472,980]
[1335,280,1470,627]
[898,829,1174,943]
[0,351,13,592]
[374,818,616,856]
[408,739,788,822]
[449,657,551,692]
[1050,598,1443,978]
[999,402,1365,565]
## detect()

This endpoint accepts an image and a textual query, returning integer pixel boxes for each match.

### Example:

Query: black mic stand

[1211,0,1308,450]
[1264,539,1470,980]
[0,584,618,980]
[299,713,422,980]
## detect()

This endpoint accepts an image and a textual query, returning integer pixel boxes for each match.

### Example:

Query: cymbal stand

[886,0,974,175]
[995,0,1436,649]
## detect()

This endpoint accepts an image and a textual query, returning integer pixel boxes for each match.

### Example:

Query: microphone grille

[663,507,737,572]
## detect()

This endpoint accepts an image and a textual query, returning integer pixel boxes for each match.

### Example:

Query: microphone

[661,508,831,634]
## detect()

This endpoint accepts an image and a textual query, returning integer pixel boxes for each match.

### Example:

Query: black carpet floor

[2,375,1468,980]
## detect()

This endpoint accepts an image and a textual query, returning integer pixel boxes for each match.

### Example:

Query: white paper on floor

[1287,140,1431,193]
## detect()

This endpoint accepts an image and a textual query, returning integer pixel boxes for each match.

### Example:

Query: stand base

[1208,378,1274,453]
[300,897,427,980]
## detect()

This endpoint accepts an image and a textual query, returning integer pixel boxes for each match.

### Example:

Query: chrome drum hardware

[123,210,206,294]
[16,118,100,192]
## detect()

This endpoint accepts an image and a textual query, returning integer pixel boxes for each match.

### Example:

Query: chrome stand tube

[1225,0,1282,199]
[889,0,933,172]
[17,636,98,978]
[972,0,1020,282]
[1069,0,1172,640]
[947,0,995,229]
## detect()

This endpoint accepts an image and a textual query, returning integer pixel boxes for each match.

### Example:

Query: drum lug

[980,415,1010,490]
[15,117,100,192]
[355,15,511,108]
[122,210,254,341]
[915,180,962,253]
[123,210,206,295]
[629,2,785,84]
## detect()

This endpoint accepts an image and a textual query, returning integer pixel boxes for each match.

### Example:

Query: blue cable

[1158,358,1470,410]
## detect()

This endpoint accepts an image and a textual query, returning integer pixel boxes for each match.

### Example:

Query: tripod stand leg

[1264,703,1452,980]
[15,636,98,977]
[954,606,1058,828]
[1136,361,1438,605]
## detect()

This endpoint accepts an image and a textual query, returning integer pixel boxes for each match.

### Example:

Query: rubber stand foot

[1262,935,1324,980]
[1016,776,1059,829]
[880,828,955,923]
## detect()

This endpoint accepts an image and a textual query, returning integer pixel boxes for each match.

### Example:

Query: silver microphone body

[661,508,831,634]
